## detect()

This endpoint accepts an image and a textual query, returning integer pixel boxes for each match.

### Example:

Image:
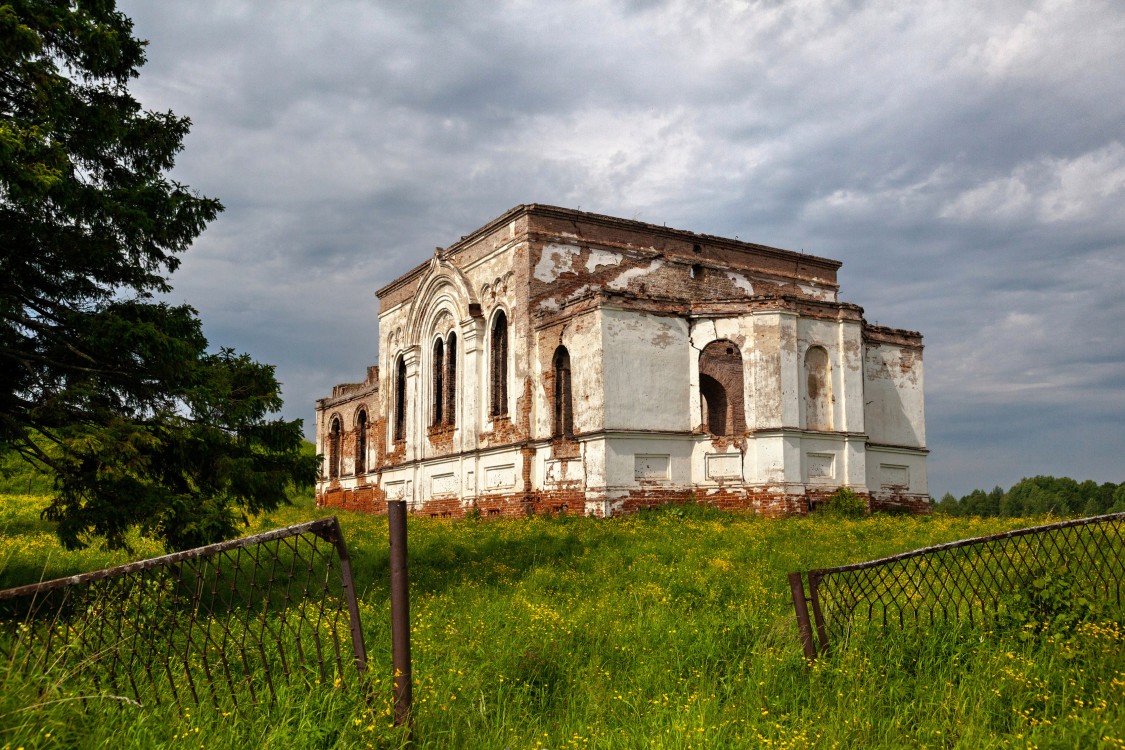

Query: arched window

[490,310,508,418]
[328,417,341,480]
[552,345,573,438]
[432,337,444,426]
[355,409,367,475]
[804,346,832,431]
[698,340,746,437]
[394,355,407,442]
[445,332,457,426]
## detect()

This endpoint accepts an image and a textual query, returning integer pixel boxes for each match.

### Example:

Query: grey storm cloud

[118,0,1125,498]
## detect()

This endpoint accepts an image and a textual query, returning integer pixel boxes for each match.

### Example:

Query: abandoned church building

[314,204,929,518]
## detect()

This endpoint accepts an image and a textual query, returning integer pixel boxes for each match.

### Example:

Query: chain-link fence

[0,516,367,710]
[788,512,1125,659]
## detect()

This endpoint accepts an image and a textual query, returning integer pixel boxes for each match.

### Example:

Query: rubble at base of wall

[315,486,932,518]
[869,493,933,515]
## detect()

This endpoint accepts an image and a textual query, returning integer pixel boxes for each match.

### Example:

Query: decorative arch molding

[406,258,478,346]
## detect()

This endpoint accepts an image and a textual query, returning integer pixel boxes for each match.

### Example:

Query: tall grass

[1,496,1122,749]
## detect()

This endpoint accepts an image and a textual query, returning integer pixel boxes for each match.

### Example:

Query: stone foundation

[315,485,931,518]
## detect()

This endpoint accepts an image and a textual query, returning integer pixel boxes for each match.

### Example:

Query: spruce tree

[1,1,315,549]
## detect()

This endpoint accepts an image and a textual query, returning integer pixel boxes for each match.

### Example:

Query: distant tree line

[934,476,1125,518]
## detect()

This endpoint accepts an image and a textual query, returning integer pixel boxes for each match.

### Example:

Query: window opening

[699,374,727,435]
[446,332,457,426]
[432,338,444,426]
[355,410,367,474]
[328,417,341,480]
[698,340,746,437]
[490,311,508,417]
[394,356,407,442]
[552,345,573,438]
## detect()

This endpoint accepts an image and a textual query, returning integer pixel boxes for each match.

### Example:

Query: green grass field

[1,492,1122,749]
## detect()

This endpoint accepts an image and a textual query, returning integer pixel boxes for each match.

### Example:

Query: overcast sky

[118,0,1125,499]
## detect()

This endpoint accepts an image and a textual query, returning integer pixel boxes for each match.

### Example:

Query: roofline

[376,204,842,300]
[515,204,842,270]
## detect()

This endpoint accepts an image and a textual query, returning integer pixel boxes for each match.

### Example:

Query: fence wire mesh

[789,512,1125,659]
[0,516,367,710]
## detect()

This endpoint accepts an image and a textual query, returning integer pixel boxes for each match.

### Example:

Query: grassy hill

[1,496,1122,749]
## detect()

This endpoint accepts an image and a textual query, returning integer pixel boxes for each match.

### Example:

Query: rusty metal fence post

[321,516,369,674]
[387,499,413,733]
[808,571,830,653]
[787,572,817,660]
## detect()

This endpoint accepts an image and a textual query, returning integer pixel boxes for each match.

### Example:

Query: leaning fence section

[0,516,367,710]
[789,512,1125,659]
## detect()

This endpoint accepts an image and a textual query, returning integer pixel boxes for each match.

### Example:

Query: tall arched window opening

[552,345,573,438]
[490,311,508,418]
[394,356,407,442]
[804,346,833,431]
[698,340,746,437]
[355,409,367,475]
[328,417,341,480]
[445,332,457,426]
[432,338,444,426]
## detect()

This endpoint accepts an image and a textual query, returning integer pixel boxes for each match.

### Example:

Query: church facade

[314,204,929,517]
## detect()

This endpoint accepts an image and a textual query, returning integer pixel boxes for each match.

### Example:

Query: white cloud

[940,143,1125,226]
[960,0,1125,84]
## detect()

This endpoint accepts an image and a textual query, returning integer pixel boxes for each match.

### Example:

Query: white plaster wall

[796,434,867,488]
[474,446,528,496]
[689,439,746,485]
[378,302,413,449]
[863,342,926,448]
[748,432,788,484]
[842,436,868,491]
[602,435,695,492]
[839,321,865,434]
[865,447,929,495]
[601,308,691,432]
[745,311,801,429]
[421,458,461,502]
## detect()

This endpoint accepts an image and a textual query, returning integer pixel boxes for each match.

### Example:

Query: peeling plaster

[799,283,834,301]
[534,243,581,282]
[727,272,755,295]
[607,259,663,290]
[586,248,622,272]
